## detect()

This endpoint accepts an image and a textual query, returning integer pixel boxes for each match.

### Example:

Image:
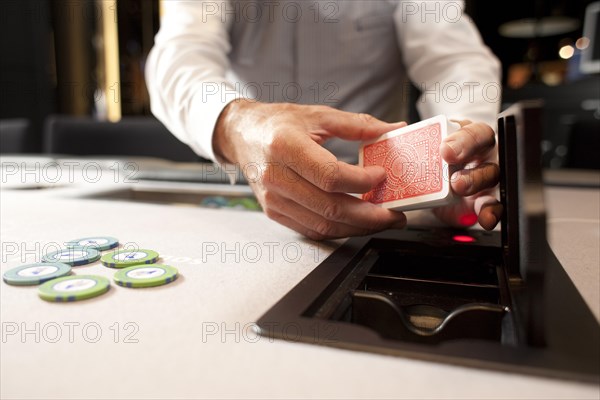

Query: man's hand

[213,100,408,240]
[434,120,503,230]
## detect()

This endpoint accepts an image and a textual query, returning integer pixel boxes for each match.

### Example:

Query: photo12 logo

[161,240,325,265]
[2,321,140,344]
[418,81,502,105]
[200,321,339,344]
[1,160,139,185]
[201,1,341,24]
[400,1,465,23]
[201,81,340,104]
[1,241,142,264]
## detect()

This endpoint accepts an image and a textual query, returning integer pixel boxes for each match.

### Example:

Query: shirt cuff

[187,82,247,184]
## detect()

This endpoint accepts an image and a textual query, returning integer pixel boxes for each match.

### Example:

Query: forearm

[145,0,244,162]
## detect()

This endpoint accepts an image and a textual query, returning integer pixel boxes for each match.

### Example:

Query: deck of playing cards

[359,115,460,211]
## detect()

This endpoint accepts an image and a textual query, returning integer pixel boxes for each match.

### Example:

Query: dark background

[470,0,593,75]
[1,0,598,168]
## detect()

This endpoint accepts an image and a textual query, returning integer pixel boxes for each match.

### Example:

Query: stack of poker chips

[3,236,179,302]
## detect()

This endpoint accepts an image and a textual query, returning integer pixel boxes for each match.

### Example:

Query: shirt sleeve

[145,0,244,162]
[394,1,502,128]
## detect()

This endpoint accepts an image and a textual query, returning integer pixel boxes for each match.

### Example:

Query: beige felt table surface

[0,159,599,399]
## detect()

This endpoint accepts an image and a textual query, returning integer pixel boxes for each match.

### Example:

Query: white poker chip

[65,236,119,251]
[41,247,101,266]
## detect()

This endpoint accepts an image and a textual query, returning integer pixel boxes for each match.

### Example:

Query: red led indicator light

[453,235,476,243]
[458,213,478,226]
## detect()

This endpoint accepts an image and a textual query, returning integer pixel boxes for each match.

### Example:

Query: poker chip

[113,264,178,288]
[41,247,101,266]
[228,197,261,211]
[65,236,119,251]
[3,262,72,286]
[201,196,229,208]
[38,275,110,302]
[101,249,159,268]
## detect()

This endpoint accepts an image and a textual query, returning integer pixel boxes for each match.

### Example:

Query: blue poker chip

[201,196,229,208]
[3,262,72,286]
[41,247,101,266]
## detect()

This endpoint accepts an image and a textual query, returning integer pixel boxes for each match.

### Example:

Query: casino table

[1,157,599,399]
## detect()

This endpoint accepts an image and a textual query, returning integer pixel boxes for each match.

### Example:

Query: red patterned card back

[362,123,443,204]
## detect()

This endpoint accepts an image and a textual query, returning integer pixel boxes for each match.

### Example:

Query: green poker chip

[38,275,110,302]
[114,264,178,288]
[65,236,119,251]
[3,262,72,286]
[228,197,261,211]
[41,247,101,266]
[101,249,159,268]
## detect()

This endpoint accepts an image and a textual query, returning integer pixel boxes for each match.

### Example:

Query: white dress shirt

[146,0,501,162]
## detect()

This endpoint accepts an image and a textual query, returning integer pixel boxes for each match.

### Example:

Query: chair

[44,116,202,162]
[0,119,30,153]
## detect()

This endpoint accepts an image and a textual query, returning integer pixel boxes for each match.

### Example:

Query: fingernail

[444,139,462,158]
[388,121,407,129]
[452,171,471,192]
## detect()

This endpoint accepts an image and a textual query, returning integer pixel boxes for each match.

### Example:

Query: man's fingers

[275,134,387,194]
[475,194,503,230]
[450,162,500,197]
[441,121,496,164]
[478,203,503,230]
[264,192,404,240]
[313,107,406,141]
[265,209,324,241]
[293,141,388,193]
[319,164,387,194]
[269,170,407,232]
